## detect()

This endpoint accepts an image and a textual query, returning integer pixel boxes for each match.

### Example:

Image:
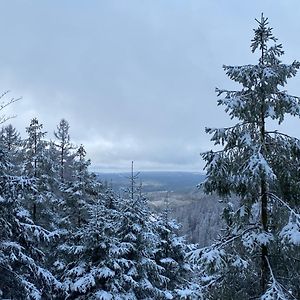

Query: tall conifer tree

[54,119,74,183]
[197,15,300,299]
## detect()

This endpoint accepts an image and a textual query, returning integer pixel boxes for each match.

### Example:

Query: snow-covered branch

[269,193,300,221]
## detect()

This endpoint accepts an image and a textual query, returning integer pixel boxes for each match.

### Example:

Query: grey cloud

[1,1,300,171]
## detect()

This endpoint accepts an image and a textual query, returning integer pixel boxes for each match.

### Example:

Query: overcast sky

[1,1,300,172]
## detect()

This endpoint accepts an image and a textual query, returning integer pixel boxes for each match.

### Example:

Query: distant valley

[96,171,223,246]
[96,171,206,193]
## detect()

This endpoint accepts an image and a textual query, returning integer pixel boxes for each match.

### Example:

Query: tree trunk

[260,91,269,294]
[259,30,269,293]
[33,202,37,223]
[260,173,268,293]
[61,145,64,182]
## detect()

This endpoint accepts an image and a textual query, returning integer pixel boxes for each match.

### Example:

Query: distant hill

[96,171,206,193]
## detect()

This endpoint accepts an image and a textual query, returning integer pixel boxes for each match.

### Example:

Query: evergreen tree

[114,165,168,299]
[61,144,100,229]
[61,163,164,299]
[24,118,47,178]
[110,162,199,299]
[195,15,300,299]
[54,119,74,183]
[60,191,127,299]
[0,124,22,175]
[0,116,62,298]
[23,118,61,230]
[0,175,63,299]
[154,195,199,299]
[1,124,21,152]
[60,163,200,299]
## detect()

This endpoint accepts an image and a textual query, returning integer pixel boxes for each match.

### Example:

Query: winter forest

[1,14,300,300]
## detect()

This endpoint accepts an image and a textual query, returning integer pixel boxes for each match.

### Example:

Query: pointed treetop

[77,144,86,159]
[250,13,284,65]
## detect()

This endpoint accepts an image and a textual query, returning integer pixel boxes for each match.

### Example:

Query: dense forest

[0,15,300,299]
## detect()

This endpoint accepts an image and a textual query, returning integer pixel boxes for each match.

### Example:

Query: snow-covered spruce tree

[63,162,169,299]
[1,124,21,150]
[103,163,168,299]
[112,162,193,299]
[23,118,61,231]
[0,124,22,175]
[59,161,200,299]
[60,188,128,299]
[62,144,97,228]
[0,107,62,298]
[196,15,300,299]
[24,118,47,178]
[0,174,63,299]
[52,119,82,230]
[54,118,75,183]
[23,118,47,223]
[154,195,200,299]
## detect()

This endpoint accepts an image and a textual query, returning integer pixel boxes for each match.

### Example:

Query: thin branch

[265,256,298,300]
[0,91,21,125]
[268,192,300,220]
[203,225,259,252]
[266,130,300,141]
[202,275,224,289]
[206,121,254,132]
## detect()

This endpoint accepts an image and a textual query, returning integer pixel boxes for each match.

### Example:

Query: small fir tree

[54,119,75,183]
[154,194,199,299]
[0,124,22,175]
[23,118,47,222]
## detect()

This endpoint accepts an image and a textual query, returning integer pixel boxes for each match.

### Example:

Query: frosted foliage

[201,248,226,270]
[177,288,194,299]
[280,220,300,246]
[251,202,260,221]
[0,177,62,298]
[246,152,276,180]
[95,290,113,300]
[199,15,300,299]
[164,291,173,299]
[67,264,86,277]
[190,247,226,272]
[58,181,199,299]
[256,232,274,246]
[73,274,96,293]
[231,255,248,269]
[261,281,291,300]
[97,267,115,278]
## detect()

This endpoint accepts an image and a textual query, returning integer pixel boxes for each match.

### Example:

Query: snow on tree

[194,14,300,299]
[23,118,48,223]
[61,144,100,229]
[24,118,47,178]
[0,124,22,175]
[153,194,200,299]
[112,162,198,299]
[22,118,61,231]
[54,118,75,183]
[0,105,62,298]
[52,119,85,230]
[0,124,21,152]
[0,176,63,299]
[100,163,170,299]
[59,190,128,299]
[60,162,200,299]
